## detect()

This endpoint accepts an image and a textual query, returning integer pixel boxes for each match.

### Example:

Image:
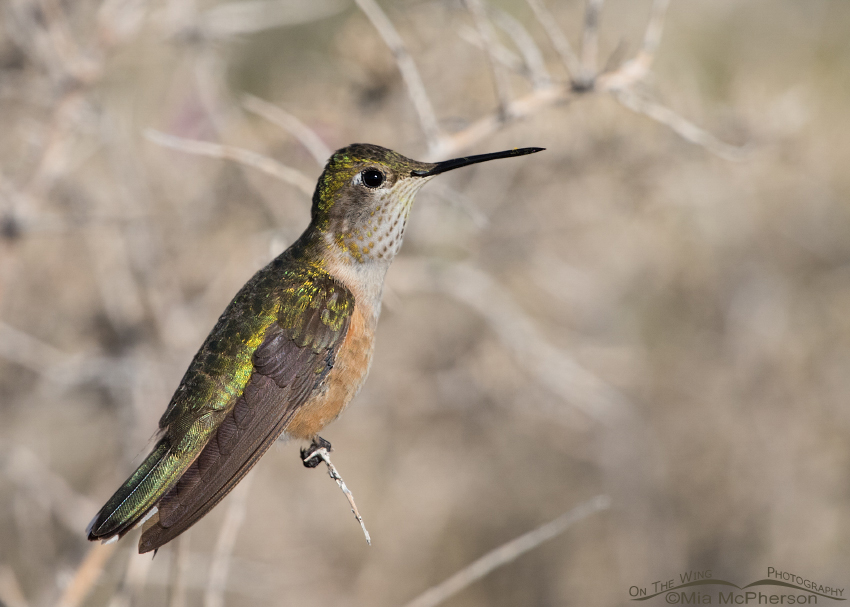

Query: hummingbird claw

[301,436,332,468]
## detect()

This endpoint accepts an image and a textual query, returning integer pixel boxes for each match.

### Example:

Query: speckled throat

[335,176,427,264]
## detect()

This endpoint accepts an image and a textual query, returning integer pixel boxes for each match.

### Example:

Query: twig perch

[401,495,611,607]
[305,447,371,545]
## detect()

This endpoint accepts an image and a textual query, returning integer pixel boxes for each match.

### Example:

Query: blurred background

[1,0,849,605]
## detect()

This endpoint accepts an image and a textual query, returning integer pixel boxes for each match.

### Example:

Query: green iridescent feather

[87,247,354,542]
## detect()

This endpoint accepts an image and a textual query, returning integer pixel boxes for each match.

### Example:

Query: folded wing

[138,272,354,552]
[87,266,354,551]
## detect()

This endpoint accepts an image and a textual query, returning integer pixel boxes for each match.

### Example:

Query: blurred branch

[197,0,346,39]
[3,0,148,213]
[96,0,149,48]
[424,181,489,229]
[426,85,565,161]
[636,0,670,75]
[464,0,512,118]
[108,549,154,607]
[613,88,750,161]
[0,321,122,387]
[0,565,30,607]
[0,321,75,375]
[4,0,64,83]
[1,322,131,395]
[242,94,332,165]
[491,8,550,89]
[579,0,604,88]
[204,472,254,607]
[37,0,97,82]
[458,27,525,78]
[595,0,670,89]
[84,224,148,333]
[169,533,191,607]
[524,0,580,81]
[305,447,371,545]
[401,495,610,607]
[144,129,315,196]
[389,260,631,424]
[431,0,747,161]
[353,0,443,153]
[2,446,100,534]
[56,543,119,607]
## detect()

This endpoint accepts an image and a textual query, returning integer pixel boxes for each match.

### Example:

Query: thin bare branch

[306,447,371,545]
[242,94,332,165]
[613,88,749,161]
[524,0,580,81]
[401,495,611,607]
[579,0,604,86]
[56,543,119,607]
[464,0,513,117]
[204,472,254,607]
[144,129,315,196]
[491,8,551,89]
[353,0,443,152]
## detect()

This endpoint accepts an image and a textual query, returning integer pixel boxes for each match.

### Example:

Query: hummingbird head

[310,143,543,265]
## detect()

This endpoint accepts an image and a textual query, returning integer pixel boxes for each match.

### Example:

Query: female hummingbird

[86,143,543,553]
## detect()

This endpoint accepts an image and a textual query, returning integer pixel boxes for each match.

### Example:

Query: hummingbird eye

[360,169,385,188]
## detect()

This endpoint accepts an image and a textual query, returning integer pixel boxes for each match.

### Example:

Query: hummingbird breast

[283,298,375,439]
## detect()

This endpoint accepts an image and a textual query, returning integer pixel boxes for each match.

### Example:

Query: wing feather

[137,271,355,552]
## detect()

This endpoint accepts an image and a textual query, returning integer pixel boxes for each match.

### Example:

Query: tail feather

[86,438,173,542]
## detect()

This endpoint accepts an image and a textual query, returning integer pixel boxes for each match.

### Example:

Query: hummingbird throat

[335,177,426,265]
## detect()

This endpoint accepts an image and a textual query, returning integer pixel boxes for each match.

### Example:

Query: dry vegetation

[1,0,849,606]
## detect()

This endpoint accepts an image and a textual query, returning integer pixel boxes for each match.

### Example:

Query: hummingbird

[86,143,543,553]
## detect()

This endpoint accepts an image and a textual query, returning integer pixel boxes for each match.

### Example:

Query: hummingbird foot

[301,436,332,468]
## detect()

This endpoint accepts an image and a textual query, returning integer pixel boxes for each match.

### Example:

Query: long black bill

[411,147,545,177]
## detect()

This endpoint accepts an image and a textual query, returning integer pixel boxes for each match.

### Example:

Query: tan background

[1,0,849,605]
